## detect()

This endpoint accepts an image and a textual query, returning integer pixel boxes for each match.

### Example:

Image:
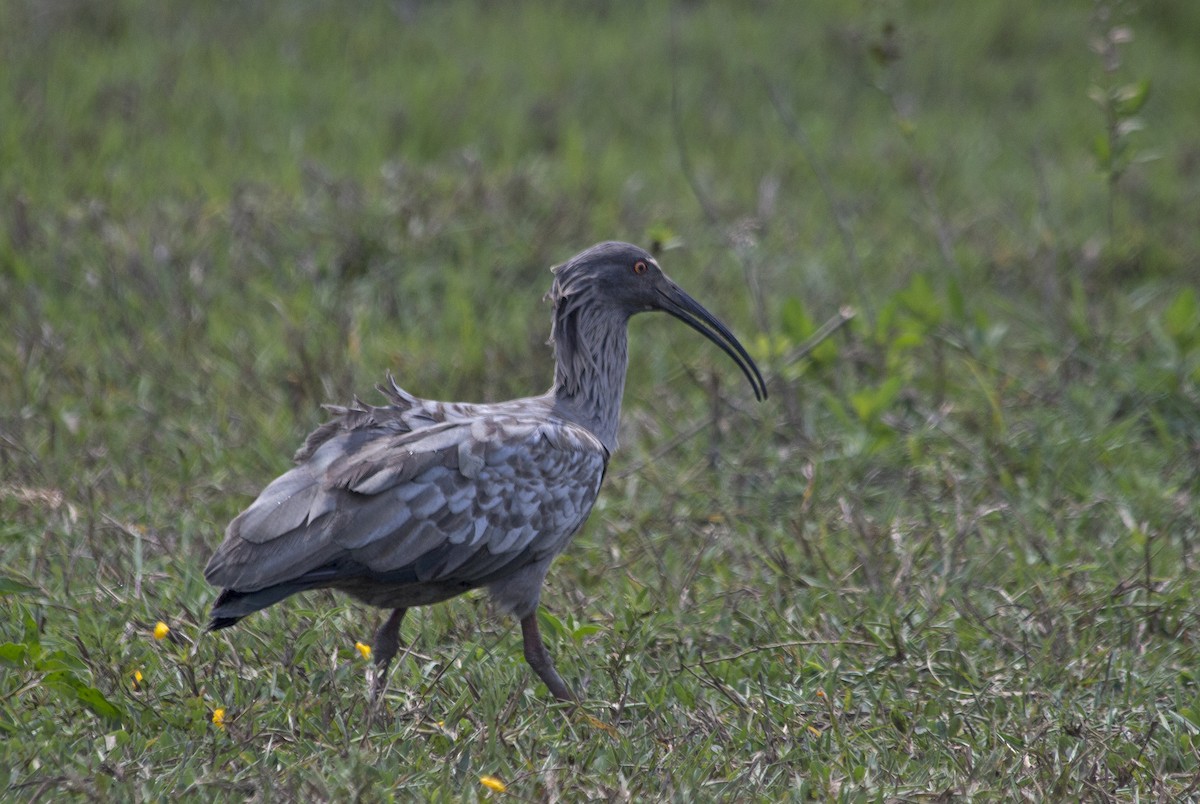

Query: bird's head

[548,241,767,401]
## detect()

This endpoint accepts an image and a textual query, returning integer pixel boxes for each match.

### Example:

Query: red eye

[633,260,648,274]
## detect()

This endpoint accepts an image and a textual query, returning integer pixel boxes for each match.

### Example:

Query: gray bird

[204,241,766,702]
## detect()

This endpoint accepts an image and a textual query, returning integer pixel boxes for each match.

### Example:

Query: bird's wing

[204,414,607,594]
[293,374,479,463]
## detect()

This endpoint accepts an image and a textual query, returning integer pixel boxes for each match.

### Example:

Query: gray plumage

[205,241,766,702]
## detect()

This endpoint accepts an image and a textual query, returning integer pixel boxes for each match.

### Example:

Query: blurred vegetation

[2,0,1199,799]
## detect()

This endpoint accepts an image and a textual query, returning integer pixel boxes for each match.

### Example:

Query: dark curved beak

[655,281,768,401]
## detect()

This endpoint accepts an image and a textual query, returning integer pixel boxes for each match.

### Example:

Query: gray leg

[520,613,576,703]
[372,608,406,698]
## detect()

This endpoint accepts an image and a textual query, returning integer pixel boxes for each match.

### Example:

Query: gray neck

[549,303,630,454]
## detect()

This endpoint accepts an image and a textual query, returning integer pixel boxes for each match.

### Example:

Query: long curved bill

[655,281,768,401]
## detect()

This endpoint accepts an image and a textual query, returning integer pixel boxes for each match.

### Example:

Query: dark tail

[208,584,308,631]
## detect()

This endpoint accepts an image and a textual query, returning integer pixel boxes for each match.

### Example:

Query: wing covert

[204,413,606,595]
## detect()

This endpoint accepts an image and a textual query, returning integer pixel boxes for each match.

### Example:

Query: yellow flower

[132,669,143,690]
[153,621,170,640]
[212,707,226,729]
[355,641,372,660]
[479,775,507,793]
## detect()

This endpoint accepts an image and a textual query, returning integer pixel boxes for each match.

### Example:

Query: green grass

[3,0,1200,799]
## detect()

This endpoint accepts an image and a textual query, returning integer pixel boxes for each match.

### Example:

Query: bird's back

[205,378,609,626]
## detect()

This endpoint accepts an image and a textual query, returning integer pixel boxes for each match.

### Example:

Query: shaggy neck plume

[547,279,630,455]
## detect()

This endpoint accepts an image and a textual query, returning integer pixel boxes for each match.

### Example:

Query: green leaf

[1092,133,1112,170]
[875,299,898,342]
[37,648,87,673]
[849,376,903,423]
[1163,287,1200,351]
[946,275,966,322]
[0,642,30,665]
[538,609,566,639]
[38,669,125,722]
[21,608,40,650]
[672,680,696,708]
[0,576,39,596]
[892,330,926,351]
[72,684,127,724]
[571,623,603,640]
[1114,79,1151,117]
[896,274,943,327]
[780,297,814,342]
[811,336,838,365]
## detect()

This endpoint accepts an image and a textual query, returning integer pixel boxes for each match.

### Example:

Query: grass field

[3,0,1200,799]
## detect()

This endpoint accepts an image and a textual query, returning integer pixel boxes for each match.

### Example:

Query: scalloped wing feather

[204,411,606,598]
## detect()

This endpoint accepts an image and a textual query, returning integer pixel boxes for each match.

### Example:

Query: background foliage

[2,0,1199,799]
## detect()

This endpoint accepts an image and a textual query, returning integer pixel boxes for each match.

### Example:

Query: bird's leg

[371,607,406,699]
[520,613,576,703]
